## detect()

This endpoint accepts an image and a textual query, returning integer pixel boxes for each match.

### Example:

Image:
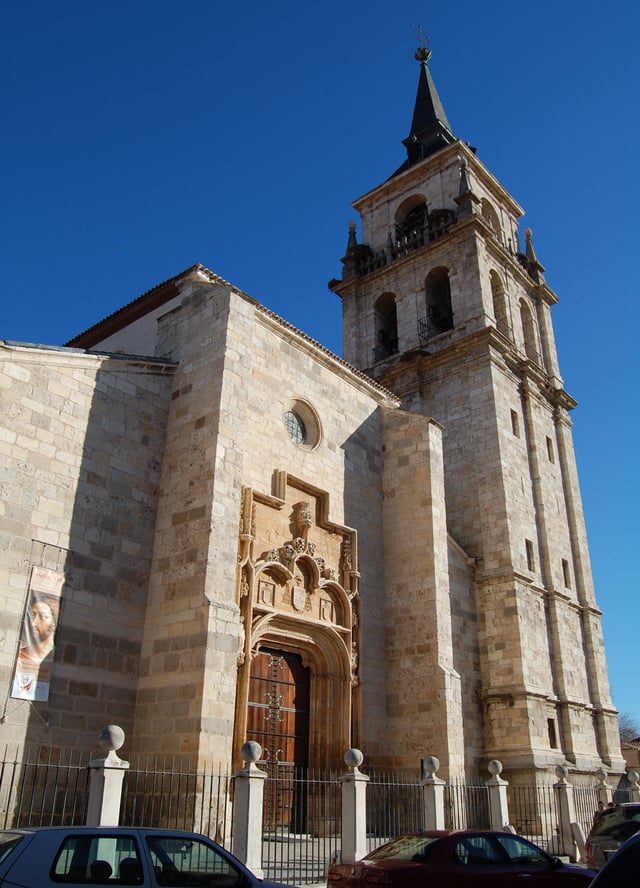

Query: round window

[283,399,321,449]
[284,410,307,445]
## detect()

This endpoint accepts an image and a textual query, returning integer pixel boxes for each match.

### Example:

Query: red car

[327,830,596,887]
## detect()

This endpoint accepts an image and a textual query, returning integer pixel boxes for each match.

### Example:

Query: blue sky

[2,2,638,734]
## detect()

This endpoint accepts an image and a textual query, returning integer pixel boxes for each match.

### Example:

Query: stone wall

[0,343,174,750]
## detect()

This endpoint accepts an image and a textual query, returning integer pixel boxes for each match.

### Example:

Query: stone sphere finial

[423,756,440,776]
[99,725,125,753]
[488,759,503,776]
[241,741,262,764]
[595,767,608,782]
[344,748,364,769]
[555,764,569,781]
[628,769,639,784]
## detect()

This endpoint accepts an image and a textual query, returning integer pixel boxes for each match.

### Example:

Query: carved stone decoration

[279,543,296,567]
[234,479,359,772]
[237,618,246,665]
[294,501,313,538]
[351,641,359,686]
[341,538,352,576]
[291,575,307,612]
[320,599,334,622]
[259,579,275,606]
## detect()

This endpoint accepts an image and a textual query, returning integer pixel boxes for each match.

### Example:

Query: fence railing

[0,745,89,828]
[445,779,490,830]
[120,755,232,842]
[262,766,341,886]
[1,742,638,885]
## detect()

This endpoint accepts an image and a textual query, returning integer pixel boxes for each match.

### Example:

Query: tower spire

[392,35,457,177]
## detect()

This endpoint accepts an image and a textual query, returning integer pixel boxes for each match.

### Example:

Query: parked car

[327,830,596,887]
[585,802,640,869]
[588,831,640,886]
[0,825,295,887]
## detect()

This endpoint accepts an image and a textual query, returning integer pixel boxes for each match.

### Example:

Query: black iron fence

[262,766,341,886]
[0,744,89,828]
[0,745,636,885]
[120,755,232,842]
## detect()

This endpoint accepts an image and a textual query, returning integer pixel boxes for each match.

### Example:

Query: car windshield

[0,833,24,865]
[366,835,440,861]
[591,807,640,840]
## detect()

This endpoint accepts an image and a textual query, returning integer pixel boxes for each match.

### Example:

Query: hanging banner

[11,566,64,701]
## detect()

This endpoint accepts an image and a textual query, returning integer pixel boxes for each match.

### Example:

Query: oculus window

[283,399,321,449]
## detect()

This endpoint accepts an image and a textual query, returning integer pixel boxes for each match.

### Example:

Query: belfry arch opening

[374,292,398,362]
[519,298,541,364]
[481,198,502,242]
[490,269,510,336]
[425,267,453,335]
[395,195,428,248]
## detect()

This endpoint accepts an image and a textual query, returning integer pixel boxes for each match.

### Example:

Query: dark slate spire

[391,44,457,178]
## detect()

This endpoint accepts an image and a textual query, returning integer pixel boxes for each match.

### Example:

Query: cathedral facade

[0,49,624,786]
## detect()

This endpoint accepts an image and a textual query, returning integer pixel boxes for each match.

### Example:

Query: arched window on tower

[394,196,428,253]
[373,293,398,362]
[425,267,453,336]
[519,298,542,364]
[481,198,502,243]
[490,270,510,337]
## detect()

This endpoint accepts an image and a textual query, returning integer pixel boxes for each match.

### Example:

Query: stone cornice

[1,340,177,375]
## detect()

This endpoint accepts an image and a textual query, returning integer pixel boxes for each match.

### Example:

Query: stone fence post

[340,748,369,864]
[232,741,266,879]
[86,725,130,827]
[554,765,579,861]
[594,767,614,808]
[486,760,510,829]
[421,756,445,830]
[628,770,640,802]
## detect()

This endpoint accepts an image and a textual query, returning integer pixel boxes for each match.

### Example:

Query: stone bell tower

[330,44,624,778]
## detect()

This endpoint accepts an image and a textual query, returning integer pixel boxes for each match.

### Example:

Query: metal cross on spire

[411,23,432,63]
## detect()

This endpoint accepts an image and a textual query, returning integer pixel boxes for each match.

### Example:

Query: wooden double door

[247,648,310,830]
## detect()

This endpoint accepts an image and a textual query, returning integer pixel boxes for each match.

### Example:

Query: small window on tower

[546,436,555,462]
[548,718,558,749]
[525,539,535,572]
[562,559,571,589]
[511,410,520,437]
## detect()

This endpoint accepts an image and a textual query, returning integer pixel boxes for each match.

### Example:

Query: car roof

[0,826,209,836]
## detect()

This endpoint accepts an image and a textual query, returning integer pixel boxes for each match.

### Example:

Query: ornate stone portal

[234,471,359,771]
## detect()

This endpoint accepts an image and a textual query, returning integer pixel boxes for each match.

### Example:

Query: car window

[366,835,440,861]
[51,834,143,884]
[494,833,549,867]
[591,807,640,840]
[145,835,243,887]
[0,833,24,864]
[453,835,502,865]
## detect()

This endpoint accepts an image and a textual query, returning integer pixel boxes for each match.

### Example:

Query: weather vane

[411,23,432,62]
